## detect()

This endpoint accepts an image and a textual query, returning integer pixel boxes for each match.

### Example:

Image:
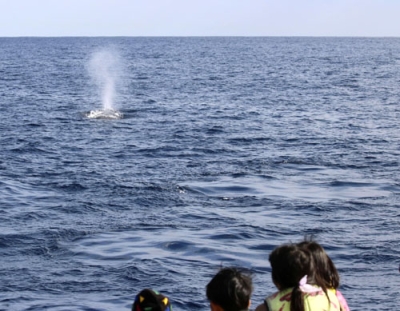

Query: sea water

[0,37,399,310]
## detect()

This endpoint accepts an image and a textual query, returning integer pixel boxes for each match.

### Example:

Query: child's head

[269,244,318,311]
[206,267,253,311]
[269,243,315,290]
[298,239,340,289]
[132,289,172,311]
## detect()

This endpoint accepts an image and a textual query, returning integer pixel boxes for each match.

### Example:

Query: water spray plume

[87,49,123,119]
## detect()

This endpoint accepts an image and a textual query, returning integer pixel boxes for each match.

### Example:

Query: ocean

[0,37,399,310]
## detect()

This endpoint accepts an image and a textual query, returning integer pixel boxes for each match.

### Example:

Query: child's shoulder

[267,288,292,300]
[335,289,350,311]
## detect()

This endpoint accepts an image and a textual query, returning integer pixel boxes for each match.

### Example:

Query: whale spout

[86,109,123,120]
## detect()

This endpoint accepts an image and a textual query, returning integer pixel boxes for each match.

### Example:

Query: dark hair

[298,239,340,289]
[269,244,315,311]
[206,267,253,311]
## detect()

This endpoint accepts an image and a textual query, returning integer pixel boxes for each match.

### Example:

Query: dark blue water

[0,37,399,311]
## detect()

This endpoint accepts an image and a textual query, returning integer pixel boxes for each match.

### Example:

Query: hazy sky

[1,0,399,37]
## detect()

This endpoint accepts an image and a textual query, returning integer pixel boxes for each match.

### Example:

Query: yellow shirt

[265,287,341,311]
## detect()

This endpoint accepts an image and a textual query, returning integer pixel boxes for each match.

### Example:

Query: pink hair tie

[298,275,322,293]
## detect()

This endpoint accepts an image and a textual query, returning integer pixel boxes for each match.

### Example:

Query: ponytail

[290,284,304,311]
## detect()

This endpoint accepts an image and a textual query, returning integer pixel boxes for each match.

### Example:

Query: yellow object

[265,287,341,311]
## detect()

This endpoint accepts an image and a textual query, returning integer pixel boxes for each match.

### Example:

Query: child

[206,267,253,311]
[256,243,341,311]
[132,288,172,311]
[298,240,350,311]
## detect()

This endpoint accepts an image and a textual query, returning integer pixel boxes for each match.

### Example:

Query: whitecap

[86,109,123,120]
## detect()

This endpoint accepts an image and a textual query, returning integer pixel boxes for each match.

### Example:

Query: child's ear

[248,300,251,308]
[210,302,224,311]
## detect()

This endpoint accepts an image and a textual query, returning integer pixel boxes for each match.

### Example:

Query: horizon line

[1,35,400,38]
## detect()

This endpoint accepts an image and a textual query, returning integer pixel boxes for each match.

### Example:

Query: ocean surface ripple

[0,37,399,310]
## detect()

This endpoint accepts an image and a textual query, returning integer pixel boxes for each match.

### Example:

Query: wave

[86,109,123,120]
